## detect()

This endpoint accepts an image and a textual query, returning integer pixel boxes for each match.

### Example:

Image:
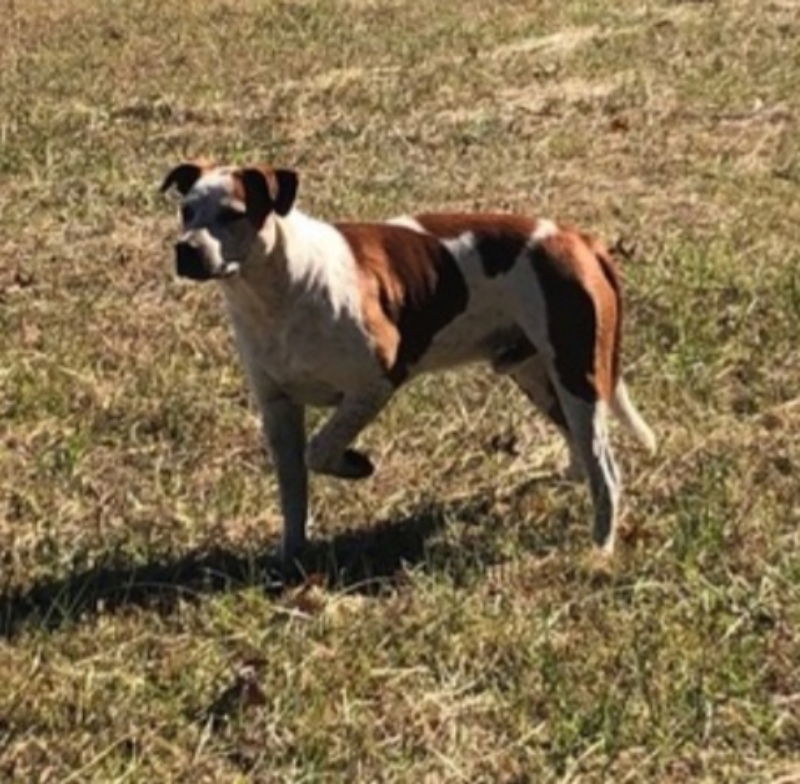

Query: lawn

[1,0,799,780]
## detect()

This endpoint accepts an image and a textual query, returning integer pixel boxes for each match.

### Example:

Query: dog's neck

[219,208,359,331]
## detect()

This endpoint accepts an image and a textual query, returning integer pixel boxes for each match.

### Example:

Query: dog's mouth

[175,244,242,281]
[176,260,241,281]
[219,261,241,278]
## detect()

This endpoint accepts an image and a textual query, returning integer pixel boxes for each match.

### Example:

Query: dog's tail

[611,379,657,453]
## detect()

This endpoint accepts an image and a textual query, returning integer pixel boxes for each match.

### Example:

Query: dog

[160,161,656,566]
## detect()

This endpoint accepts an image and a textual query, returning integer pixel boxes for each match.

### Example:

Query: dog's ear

[238,166,299,227]
[271,169,299,216]
[160,163,204,195]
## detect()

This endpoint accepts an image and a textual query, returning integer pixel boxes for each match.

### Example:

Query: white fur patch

[442,231,486,284]
[281,210,363,321]
[386,215,427,233]
[532,218,558,243]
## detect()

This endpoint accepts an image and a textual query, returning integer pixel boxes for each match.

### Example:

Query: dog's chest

[229,304,372,406]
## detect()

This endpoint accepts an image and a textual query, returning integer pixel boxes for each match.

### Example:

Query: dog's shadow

[1,489,561,640]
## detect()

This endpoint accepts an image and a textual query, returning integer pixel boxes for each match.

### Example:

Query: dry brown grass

[1,0,799,780]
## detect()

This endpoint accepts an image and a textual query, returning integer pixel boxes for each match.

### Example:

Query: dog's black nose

[175,242,211,281]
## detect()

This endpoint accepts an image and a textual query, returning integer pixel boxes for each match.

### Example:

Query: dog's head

[160,162,299,281]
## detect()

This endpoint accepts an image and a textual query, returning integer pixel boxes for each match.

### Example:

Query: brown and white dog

[161,162,656,566]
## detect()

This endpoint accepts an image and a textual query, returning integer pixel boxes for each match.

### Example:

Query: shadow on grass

[1,491,531,640]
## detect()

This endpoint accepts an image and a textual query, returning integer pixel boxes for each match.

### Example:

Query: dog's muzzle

[175,241,213,281]
[175,241,241,281]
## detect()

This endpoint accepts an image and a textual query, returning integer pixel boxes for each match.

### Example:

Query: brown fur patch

[586,236,622,391]
[336,223,469,384]
[230,172,247,205]
[534,231,619,403]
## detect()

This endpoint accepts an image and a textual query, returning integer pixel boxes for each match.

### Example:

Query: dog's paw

[307,444,375,479]
[337,448,375,480]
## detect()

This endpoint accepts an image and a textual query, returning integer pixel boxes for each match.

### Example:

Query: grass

[1,0,799,779]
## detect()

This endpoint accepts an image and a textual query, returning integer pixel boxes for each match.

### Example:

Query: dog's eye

[181,205,196,224]
[217,207,246,225]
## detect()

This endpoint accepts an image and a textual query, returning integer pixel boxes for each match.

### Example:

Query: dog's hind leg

[504,240,622,552]
[506,354,584,479]
[549,383,621,552]
[514,353,621,550]
[306,380,394,480]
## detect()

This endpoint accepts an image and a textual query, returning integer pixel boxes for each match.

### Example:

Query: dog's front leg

[306,382,394,479]
[262,396,308,566]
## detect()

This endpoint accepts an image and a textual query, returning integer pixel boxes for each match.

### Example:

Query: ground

[1,0,799,780]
